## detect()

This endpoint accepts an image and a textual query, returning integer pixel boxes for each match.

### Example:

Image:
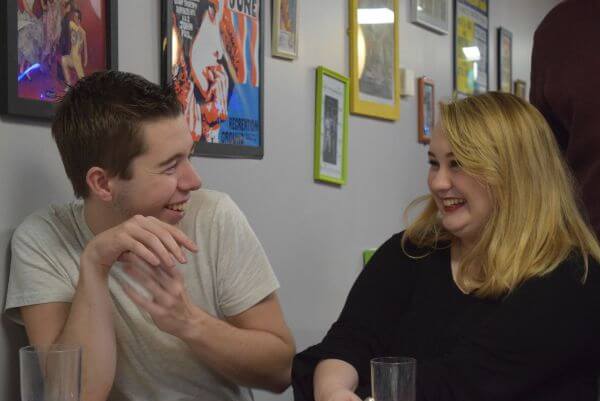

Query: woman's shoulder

[369,231,449,269]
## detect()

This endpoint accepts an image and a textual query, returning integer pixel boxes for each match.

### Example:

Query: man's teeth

[443,199,465,206]
[166,202,186,211]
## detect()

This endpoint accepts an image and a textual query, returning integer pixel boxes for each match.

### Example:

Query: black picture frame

[497,27,512,93]
[0,0,118,120]
[453,0,489,96]
[160,0,264,159]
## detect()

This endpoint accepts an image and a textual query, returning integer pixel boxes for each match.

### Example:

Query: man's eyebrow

[157,154,184,168]
[156,143,195,168]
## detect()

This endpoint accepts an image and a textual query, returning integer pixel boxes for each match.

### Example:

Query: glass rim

[20,344,82,354]
[370,356,416,366]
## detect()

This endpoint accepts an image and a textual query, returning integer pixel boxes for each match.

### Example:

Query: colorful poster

[167,0,262,157]
[454,0,488,95]
[17,0,107,102]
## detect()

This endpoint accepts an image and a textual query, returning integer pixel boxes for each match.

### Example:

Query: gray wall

[0,0,560,400]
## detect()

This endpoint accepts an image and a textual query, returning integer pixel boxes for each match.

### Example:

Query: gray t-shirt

[5,189,279,401]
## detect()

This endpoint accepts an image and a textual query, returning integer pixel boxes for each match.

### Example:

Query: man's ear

[86,167,114,202]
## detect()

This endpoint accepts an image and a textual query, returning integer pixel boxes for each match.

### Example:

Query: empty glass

[370,357,416,401]
[20,344,82,401]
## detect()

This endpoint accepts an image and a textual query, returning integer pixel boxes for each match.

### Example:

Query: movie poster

[169,0,261,152]
[16,0,107,102]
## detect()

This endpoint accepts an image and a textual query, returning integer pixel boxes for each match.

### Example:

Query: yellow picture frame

[349,0,400,121]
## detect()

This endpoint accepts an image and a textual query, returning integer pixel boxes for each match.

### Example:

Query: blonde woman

[292,92,600,401]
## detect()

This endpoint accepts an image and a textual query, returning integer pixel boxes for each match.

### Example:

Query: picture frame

[497,27,512,93]
[417,77,435,144]
[514,79,527,100]
[314,66,349,185]
[410,0,449,35]
[161,0,264,159]
[1,0,118,120]
[349,0,400,121]
[271,0,298,59]
[453,0,489,96]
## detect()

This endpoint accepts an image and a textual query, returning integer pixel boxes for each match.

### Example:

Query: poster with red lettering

[161,0,263,158]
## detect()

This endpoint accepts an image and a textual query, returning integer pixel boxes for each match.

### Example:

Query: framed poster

[417,77,434,144]
[514,79,527,100]
[161,0,264,158]
[410,0,449,35]
[272,0,298,59]
[497,27,512,93]
[314,67,349,185]
[349,0,400,120]
[453,0,488,96]
[1,0,118,119]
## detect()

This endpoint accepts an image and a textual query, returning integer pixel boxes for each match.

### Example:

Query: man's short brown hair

[52,70,183,198]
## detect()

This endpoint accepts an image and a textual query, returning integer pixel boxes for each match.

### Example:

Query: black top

[292,233,600,401]
[530,0,600,236]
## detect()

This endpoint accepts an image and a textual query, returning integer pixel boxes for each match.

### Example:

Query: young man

[5,70,295,401]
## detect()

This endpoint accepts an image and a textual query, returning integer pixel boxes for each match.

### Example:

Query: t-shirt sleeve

[292,233,418,401]
[4,216,76,324]
[210,195,279,317]
[417,259,600,401]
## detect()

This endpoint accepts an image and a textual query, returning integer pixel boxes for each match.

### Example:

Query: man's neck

[83,197,123,236]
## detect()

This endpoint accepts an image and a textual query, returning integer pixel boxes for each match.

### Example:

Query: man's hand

[119,252,205,338]
[81,215,198,276]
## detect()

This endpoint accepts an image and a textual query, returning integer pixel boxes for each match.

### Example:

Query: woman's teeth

[443,198,465,206]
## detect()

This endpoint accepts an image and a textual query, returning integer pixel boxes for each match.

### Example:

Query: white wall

[0,0,560,400]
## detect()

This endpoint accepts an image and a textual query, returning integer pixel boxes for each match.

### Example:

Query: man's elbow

[264,366,292,393]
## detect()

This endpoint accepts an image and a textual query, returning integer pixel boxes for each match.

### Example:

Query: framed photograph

[410,0,449,35]
[1,0,118,119]
[497,27,512,93]
[514,79,527,100]
[272,0,298,59]
[349,0,400,121]
[417,77,434,144]
[314,67,349,185]
[453,0,488,96]
[161,0,264,158]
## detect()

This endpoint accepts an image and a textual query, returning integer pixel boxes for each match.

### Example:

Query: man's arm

[122,260,295,393]
[21,215,198,401]
[192,292,295,392]
[21,260,117,401]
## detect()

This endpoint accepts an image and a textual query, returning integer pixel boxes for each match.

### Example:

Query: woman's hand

[323,388,362,401]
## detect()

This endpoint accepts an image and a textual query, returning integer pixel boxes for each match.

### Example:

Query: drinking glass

[370,357,416,401]
[20,344,82,401]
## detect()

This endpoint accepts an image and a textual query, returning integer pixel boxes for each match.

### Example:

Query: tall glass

[20,344,82,401]
[370,357,416,401]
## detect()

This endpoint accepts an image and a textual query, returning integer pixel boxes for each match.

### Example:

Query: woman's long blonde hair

[403,92,600,298]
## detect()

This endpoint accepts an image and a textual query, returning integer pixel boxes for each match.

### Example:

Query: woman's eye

[428,159,439,167]
[450,160,461,168]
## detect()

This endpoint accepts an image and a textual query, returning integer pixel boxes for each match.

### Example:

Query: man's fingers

[123,263,173,306]
[121,282,165,317]
[128,224,176,268]
[137,218,187,264]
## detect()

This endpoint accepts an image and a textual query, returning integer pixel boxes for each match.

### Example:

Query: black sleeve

[417,259,600,401]
[292,233,419,401]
